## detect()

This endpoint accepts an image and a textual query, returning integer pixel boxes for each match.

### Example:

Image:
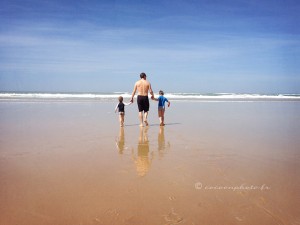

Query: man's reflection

[132,127,152,177]
[115,127,125,154]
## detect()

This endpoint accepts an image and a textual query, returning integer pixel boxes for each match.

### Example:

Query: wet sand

[0,100,299,225]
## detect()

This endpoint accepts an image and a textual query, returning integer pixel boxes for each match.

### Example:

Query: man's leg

[143,97,149,126]
[144,111,149,126]
[139,111,144,127]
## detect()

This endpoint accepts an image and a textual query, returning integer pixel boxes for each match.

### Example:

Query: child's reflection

[158,126,170,158]
[115,127,125,154]
[132,127,153,177]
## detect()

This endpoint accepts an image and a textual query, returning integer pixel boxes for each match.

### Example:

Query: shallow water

[0,101,299,225]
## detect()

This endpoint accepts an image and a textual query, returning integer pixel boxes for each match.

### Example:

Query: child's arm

[152,96,158,101]
[124,102,132,106]
[114,104,119,113]
[167,101,171,107]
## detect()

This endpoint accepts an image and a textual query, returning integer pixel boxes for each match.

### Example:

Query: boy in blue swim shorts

[152,90,171,126]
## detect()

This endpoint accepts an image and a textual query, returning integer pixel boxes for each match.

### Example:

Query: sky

[0,0,299,93]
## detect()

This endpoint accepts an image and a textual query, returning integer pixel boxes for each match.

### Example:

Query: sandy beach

[0,100,299,225]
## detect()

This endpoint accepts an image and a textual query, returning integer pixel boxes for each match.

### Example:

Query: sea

[0,92,300,102]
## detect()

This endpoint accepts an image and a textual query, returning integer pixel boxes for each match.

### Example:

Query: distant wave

[0,92,123,99]
[0,92,299,101]
[165,93,300,99]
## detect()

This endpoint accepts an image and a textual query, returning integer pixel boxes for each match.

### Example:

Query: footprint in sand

[163,208,184,224]
[168,196,176,201]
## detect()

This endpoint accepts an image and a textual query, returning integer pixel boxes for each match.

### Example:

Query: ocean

[0,92,300,102]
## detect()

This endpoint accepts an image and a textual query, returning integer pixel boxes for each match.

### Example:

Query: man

[130,72,154,127]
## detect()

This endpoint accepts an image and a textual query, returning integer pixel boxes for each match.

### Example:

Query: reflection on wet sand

[115,126,171,177]
[158,126,170,158]
[132,127,153,177]
[115,127,125,154]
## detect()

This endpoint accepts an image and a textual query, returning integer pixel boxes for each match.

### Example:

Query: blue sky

[0,0,299,93]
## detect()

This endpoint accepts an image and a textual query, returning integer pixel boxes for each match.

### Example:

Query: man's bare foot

[144,120,149,126]
[139,123,144,127]
[160,123,165,126]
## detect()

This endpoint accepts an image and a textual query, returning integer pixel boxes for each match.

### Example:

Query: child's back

[153,90,170,126]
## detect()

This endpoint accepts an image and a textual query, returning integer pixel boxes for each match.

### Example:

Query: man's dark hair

[140,72,146,79]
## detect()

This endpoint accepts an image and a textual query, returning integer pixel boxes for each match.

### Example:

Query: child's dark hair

[118,96,123,102]
[159,90,164,95]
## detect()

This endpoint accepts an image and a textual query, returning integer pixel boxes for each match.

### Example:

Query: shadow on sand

[125,122,181,127]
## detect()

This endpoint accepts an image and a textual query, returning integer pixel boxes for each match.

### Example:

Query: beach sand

[0,100,299,225]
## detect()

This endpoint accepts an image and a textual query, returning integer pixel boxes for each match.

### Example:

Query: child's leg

[121,114,125,126]
[158,109,163,126]
[119,114,124,127]
[119,115,123,126]
[161,109,165,125]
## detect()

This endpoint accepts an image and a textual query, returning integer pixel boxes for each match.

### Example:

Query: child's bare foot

[160,122,164,126]
[144,120,149,126]
[139,123,144,127]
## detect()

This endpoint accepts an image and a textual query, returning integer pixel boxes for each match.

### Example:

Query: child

[152,90,170,126]
[115,96,132,127]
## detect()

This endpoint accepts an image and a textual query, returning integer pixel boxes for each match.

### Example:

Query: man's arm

[149,83,154,99]
[130,83,137,102]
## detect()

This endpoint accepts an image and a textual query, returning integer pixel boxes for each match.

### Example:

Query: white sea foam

[164,93,300,100]
[0,92,130,99]
[0,92,299,101]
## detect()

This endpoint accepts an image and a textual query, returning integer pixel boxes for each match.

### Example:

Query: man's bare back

[135,79,152,96]
[130,73,154,101]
